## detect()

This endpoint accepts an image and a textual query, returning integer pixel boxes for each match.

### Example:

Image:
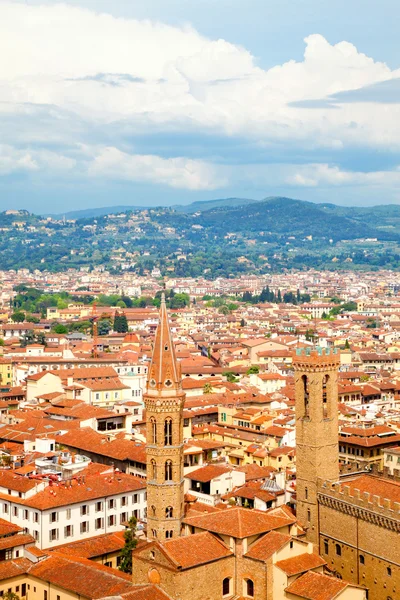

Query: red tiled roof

[284,571,349,600]
[275,552,326,576]
[159,531,232,569]
[28,553,134,598]
[183,506,295,539]
[245,530,290,560]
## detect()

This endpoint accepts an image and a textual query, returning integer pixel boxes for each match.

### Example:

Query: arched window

[151,459,157,480]
[222,578,231,596]
[151,505,156,517]
[165,530,173,539]
[150,417,157,444]
[322,374,329,418]
[302,375,309,417]
[335,544,341,556]
[164,418,172,446]
[165,506,173,519]
[246,579,254,597]
[151,529,157,538]
[165,460,173,481]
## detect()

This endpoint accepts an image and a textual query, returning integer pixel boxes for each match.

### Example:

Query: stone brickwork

[293,347,340,546]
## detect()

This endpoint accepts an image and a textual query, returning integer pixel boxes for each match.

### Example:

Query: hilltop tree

[11,311,25,323]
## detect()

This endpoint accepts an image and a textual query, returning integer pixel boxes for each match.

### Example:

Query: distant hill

[192,197,400,241]
[173,197,258,213]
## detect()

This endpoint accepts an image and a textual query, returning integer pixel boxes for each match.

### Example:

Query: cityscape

[1,1,400,600]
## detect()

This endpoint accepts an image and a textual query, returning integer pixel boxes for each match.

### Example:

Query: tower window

[151,459,157,480]
[335,544,342,556]
[150,417,157,444]
[151,505,156,517]
[165,460,173,481]
[302,375,309,417]
[165,530,173,539]
[359,555,364,564]
[307,509,311,522]
[323,374,329,418]
[166,506,173,519]
[305,487,308,499]
[151,529,157,538]
[387,567,392,576]
[164,418,172,446]
[324,540,329,555]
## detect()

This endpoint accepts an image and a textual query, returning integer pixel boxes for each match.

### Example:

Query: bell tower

[144,295,185,541]
[293,347,340,546]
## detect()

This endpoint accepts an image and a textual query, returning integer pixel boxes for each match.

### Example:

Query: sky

[1,0,400,213]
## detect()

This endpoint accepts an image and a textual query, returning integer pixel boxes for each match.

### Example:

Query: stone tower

[293,347,340,546]
[144,295,185,541]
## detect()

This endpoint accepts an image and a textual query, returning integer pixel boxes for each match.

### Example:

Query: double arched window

[150,459,157,480]
[165,530,173,539]
[164,418,172,446]
[165,506,173,519]
[165,460,173,481]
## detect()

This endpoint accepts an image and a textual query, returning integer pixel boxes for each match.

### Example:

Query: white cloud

[0,1,400,196]
[87,147,226,190]
[0,144,76,176]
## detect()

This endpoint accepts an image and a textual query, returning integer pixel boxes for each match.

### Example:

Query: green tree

[114,313,129,333]
[246,365,259,375]
[11,311,25,322]
[26,315,40,323]
[203,383,213,394]
[344,339,350,349]
[118,516,138,574]
[52,324,68,334]
[218,305,230,315]
[223,371,238,383]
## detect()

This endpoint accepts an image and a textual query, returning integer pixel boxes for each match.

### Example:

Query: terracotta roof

[159,531,232,569]
[284,570,349,599]
[183,506,295,539]
[186,464,232,482]
[28,553,134,598]
[7,471,145,511]
[0,557,32,580]
[0,518,23,536]
[52,531,125,559]
[0,532,35,551]
[339,474,400,506]
[245,530,290,561]
[275,552,326,576]
[236,464,276,481]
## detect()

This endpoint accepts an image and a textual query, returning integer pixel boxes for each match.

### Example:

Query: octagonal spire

[147,293,181,393]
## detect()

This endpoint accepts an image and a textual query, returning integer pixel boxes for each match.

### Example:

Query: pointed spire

[147,293,181,393]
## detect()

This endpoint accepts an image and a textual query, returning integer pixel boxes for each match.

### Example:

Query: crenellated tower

[293,347,340,546]
[144,295,185,541]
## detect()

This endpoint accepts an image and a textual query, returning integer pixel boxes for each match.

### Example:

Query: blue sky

[1,0,400,213]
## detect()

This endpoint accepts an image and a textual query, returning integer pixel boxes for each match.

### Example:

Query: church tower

[293,347,340,546]
[144,295,185,541]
